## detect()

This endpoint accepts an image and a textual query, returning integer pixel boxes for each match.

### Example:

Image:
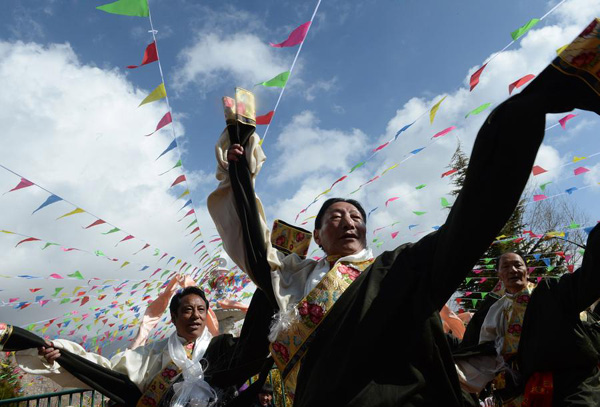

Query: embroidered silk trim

[501,284,534,357]
[269,257,374,396]
[136,362,181,407]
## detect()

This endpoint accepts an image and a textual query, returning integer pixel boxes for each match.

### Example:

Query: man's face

[498,253,528,294]
[314,202,367,257]
[171,294,207,342]
[258,392,273,406]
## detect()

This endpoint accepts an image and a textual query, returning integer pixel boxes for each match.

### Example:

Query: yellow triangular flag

[556,44,568,55]
[139,83,166,107]
[381,164,398,176]
[1,230,15,234]
[177,189,190,199]
[573,156,586,162]
[57,208,85,220]
[121,261,130,268]
[430,96,447,124]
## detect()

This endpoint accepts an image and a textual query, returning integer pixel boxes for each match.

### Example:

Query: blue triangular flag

[394,121,415,141]
[156,139,177,160]
[179,199,192,211]
[32,194,63,214]
[565,187,578,195]
[410,147,425,155]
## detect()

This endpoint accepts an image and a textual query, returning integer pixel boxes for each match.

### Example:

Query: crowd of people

[2,17,600,407]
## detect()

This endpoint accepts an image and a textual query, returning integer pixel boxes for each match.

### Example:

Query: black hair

[314,198,367,229]
[497,252,527,270]
[169,286,209,317]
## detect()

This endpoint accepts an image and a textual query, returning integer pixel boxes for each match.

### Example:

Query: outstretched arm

[417,93,547,308]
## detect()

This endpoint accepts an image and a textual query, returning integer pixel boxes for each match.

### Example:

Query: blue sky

[0,0,599,352]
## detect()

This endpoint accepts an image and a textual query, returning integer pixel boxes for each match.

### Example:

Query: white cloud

[0,41,224,350]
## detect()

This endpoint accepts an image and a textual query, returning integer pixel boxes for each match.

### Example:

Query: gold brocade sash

[501,284,534,358]
[136,343,195,407]
[269,258,374,396]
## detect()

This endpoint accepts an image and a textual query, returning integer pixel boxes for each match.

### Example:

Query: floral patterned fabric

[136,363,181,407]
[269,257,374,396]
[553,18,600,96]
[501,286,533,357]
[270,219,312,259]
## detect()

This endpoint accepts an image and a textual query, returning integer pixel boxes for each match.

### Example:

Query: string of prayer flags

[559,114,577,129]
[258,71,290,88]
[57,208,85,220]
[170,175,186,188]
[256,111,274,125]
[532,165,547,176]
[469,64,487,91]
[574,167,589,176]
[32,195,63,214]
[270,22,311,48]
[508,74,535,94]
[96,0,149,17]
[145,112,172,136]
[159,159,182,176]
[127,42,158,69]
[433,126,456,138]
[511,18,540,41]
[139,83,166,107]
[465,103,491,118]
[156,139,177,160]
[5,178,33,194]
[429,96,446,124]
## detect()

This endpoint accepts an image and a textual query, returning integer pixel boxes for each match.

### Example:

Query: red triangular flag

[134,243,151,254]
[256,111,274,125]
[469,63,487,91]
[441,169,458,178]
[127,42,158,69]
[170,175,186,188]
[145,112,172,137]
[116,235,135,246]
[508,74,535,95]
[532,165,547,176]
[16,237,40,247]
[84,219,106,229]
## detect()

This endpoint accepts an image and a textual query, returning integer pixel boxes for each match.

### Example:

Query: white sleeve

[207,129,283,280]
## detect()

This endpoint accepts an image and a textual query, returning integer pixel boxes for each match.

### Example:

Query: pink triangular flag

[385,197,399,207]
[508,74,535,94]
[391,231,399,239]
[533,194,547,202]
[116,235,135,246]
[145,112,172,137]
[5,178,34,194]
[49,273,64,279]
[374,142,390,152]
[574,166,589,176]
[270,22,311,48]
[559,114,577,129]
[433,126,456,138]
[84,219,106,229]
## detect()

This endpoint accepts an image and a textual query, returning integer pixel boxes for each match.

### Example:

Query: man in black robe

[208,20,600,407]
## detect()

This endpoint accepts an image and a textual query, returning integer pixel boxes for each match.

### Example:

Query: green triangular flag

[472,299,478,307]
[350,162,365,172]
[415,184,426,190]
[568,221,580,229]
[481,292,488,299]
[465,103,491,118]
[186,219,198,229]
[511,18,540,41]
[97,0,149,17]
[465,277,472,284]
[540,181,552,191]
[258,71,290,88]
[441,197,450,208]
[413,211,427,216]
[42,242,59,250]
[103,227,120,235]
[483,258,493,264]
[159,159,182,176]
[60,298,70,304]
[68,270,84,280]
[52,288,63,297]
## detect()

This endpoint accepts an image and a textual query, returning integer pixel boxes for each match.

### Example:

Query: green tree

[447,144,572,313]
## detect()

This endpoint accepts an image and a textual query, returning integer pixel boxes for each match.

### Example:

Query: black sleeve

[553,223,600,314]
[402,93,547,308]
